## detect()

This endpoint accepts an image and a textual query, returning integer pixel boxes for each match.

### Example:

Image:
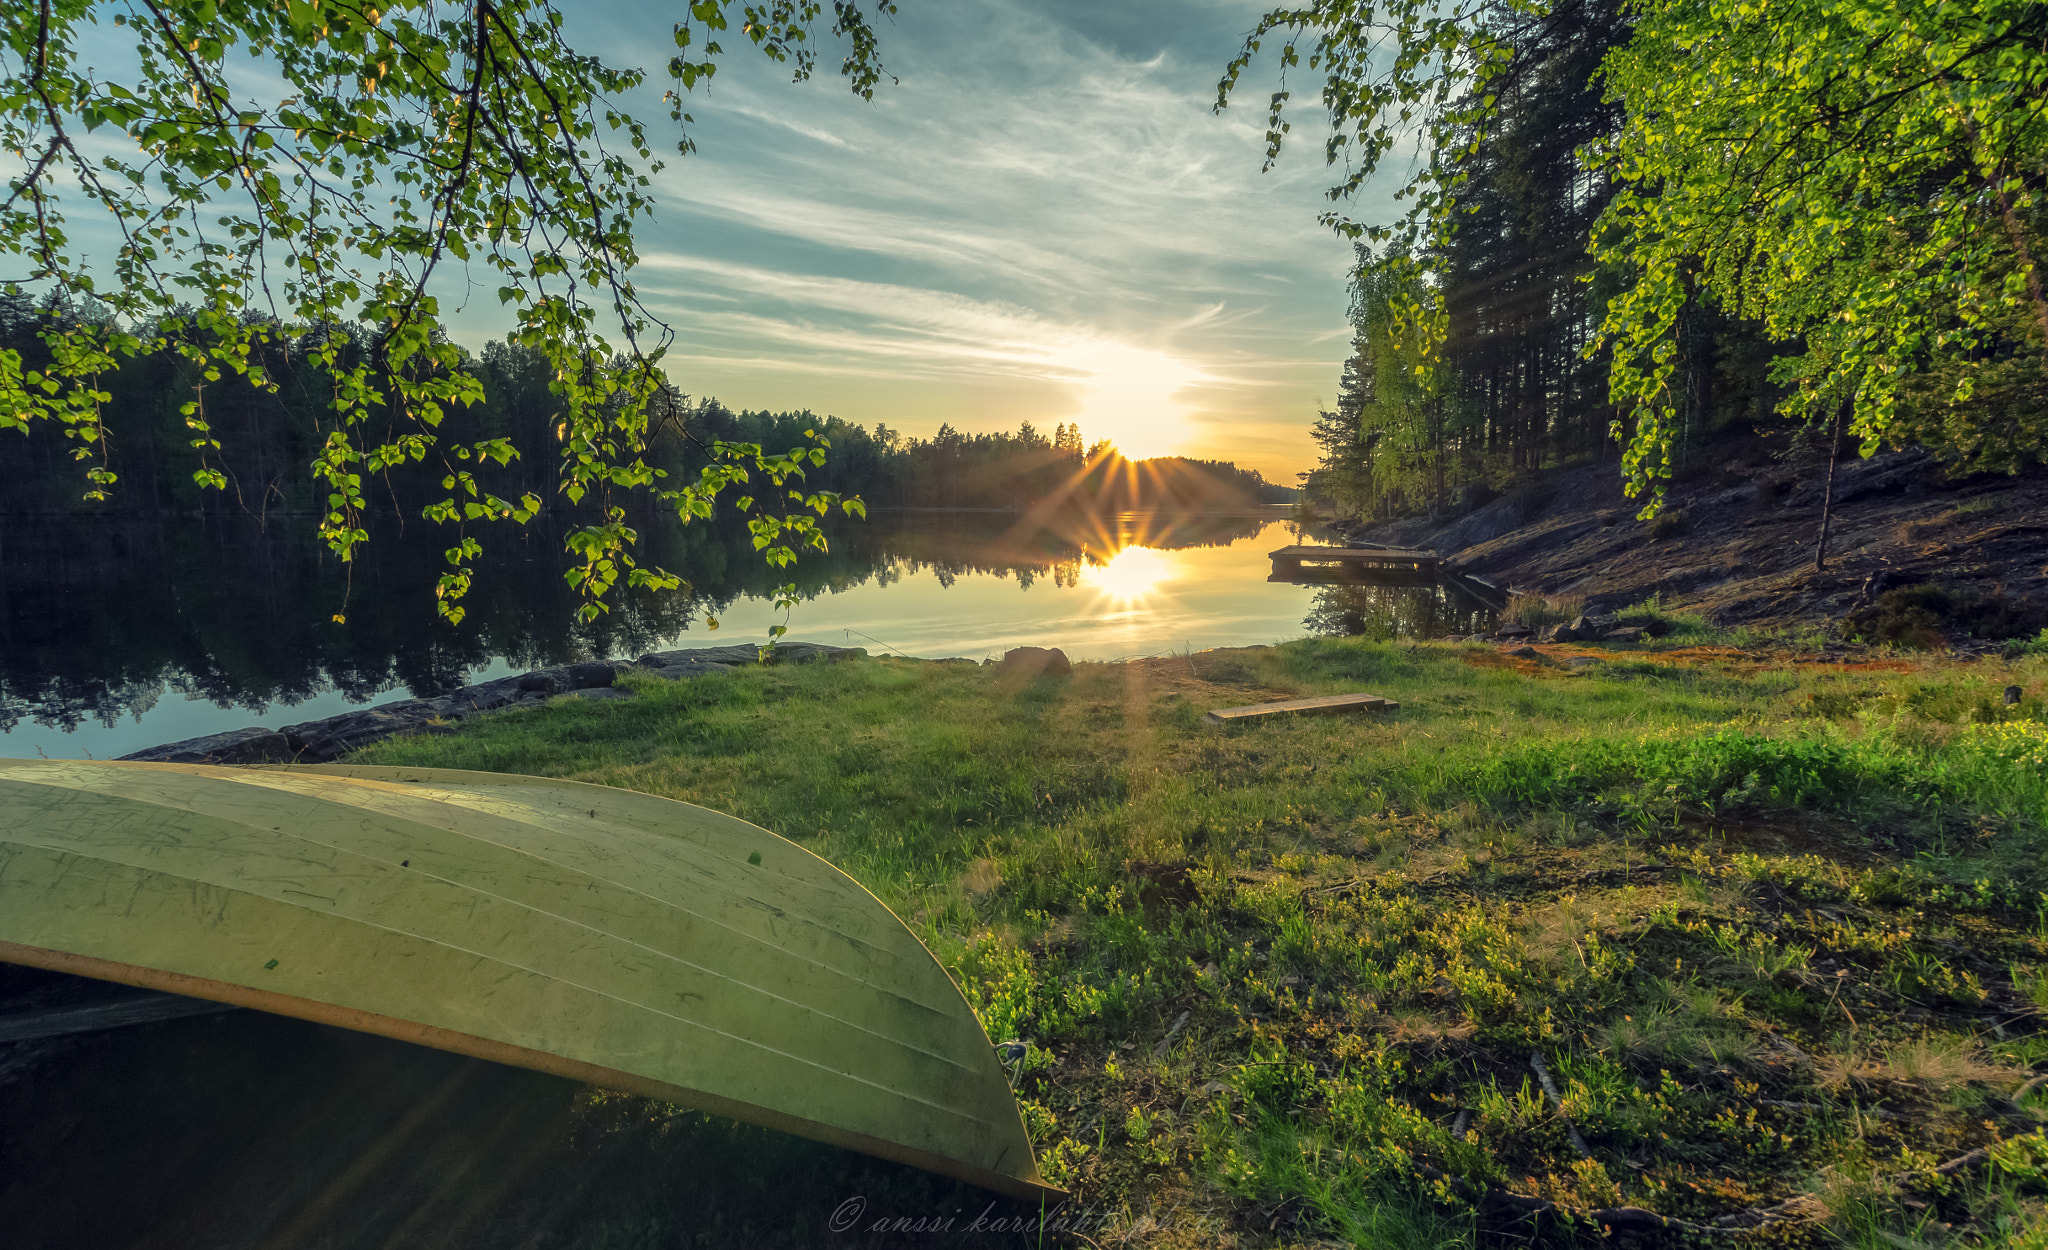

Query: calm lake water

[0,508,1496,761]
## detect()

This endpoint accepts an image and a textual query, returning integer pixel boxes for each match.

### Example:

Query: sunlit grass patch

[357,637,2048,1246]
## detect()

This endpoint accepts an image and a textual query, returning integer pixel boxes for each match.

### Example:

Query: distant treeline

[0,296,1294,516]
[679,405,1298,511]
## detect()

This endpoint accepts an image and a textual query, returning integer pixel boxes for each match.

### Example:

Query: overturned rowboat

[0,760,1056,1200]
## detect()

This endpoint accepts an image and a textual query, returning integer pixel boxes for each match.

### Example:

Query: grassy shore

[357,632,2048,1248]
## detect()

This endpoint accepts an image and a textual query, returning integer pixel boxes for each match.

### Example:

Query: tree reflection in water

[0,509,1275,733]
[1302,582,1500,641]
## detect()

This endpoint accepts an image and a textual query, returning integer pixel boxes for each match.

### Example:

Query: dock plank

[1266,545,1437,562]
[1267,545,1441,582]
[1203,693,1400,725]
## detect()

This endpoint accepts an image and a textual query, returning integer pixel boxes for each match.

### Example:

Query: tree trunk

[1813,404,1844,573]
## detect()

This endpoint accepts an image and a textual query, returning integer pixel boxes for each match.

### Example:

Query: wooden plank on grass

[1203,693,1399,726]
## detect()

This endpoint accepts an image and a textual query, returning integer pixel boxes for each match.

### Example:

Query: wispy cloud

[533,1,1377,476]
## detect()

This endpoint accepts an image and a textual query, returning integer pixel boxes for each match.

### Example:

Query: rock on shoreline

[119,642,865,766]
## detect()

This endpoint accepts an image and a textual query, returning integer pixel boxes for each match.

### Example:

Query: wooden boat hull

[0,760,1056,1200]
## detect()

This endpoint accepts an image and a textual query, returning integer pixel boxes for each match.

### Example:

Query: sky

[46,2,1390,484]
[481,0,1380,482]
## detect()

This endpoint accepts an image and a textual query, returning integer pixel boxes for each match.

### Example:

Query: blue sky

[506,1,1380,480]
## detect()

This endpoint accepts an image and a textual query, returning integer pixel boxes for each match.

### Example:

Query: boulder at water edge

[1000,646,1073,677]
[119,726,293,765]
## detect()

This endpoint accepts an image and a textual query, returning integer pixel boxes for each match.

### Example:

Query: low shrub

[1606,593,1704,638]
[1504,592,1584,630]
[1844,583,2048,647]
[1646,508,1691,541]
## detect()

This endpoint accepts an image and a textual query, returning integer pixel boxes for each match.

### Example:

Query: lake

[0,508,1497,760]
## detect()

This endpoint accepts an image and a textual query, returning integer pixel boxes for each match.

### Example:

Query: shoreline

[114,642,872,766]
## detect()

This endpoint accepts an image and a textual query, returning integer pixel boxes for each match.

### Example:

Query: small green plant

[1846,583,2048,648]
[1123,1104,1150,1141]
[2011,963,2048,1017]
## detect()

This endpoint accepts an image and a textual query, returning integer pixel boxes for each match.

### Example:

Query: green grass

[358,636,2048,1247]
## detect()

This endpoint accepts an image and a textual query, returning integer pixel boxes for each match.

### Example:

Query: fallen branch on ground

[1530,1052,1594,1161]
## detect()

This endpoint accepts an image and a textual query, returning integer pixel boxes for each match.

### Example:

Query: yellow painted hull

[0,760,1055,1200]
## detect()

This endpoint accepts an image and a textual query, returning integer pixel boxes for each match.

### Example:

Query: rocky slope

[1333,439,2048,635]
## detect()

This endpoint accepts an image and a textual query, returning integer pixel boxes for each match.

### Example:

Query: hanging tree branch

[0,0,893,627]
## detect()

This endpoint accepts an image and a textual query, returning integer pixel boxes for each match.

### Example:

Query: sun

[1062,341,1203,461]
[1082,546,1175,605]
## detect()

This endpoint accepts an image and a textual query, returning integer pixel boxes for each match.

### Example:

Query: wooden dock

[1204,692,1400,726]
[1268,545,1440,583]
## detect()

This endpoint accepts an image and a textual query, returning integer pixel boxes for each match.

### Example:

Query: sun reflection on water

[1081,545,1175,606]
